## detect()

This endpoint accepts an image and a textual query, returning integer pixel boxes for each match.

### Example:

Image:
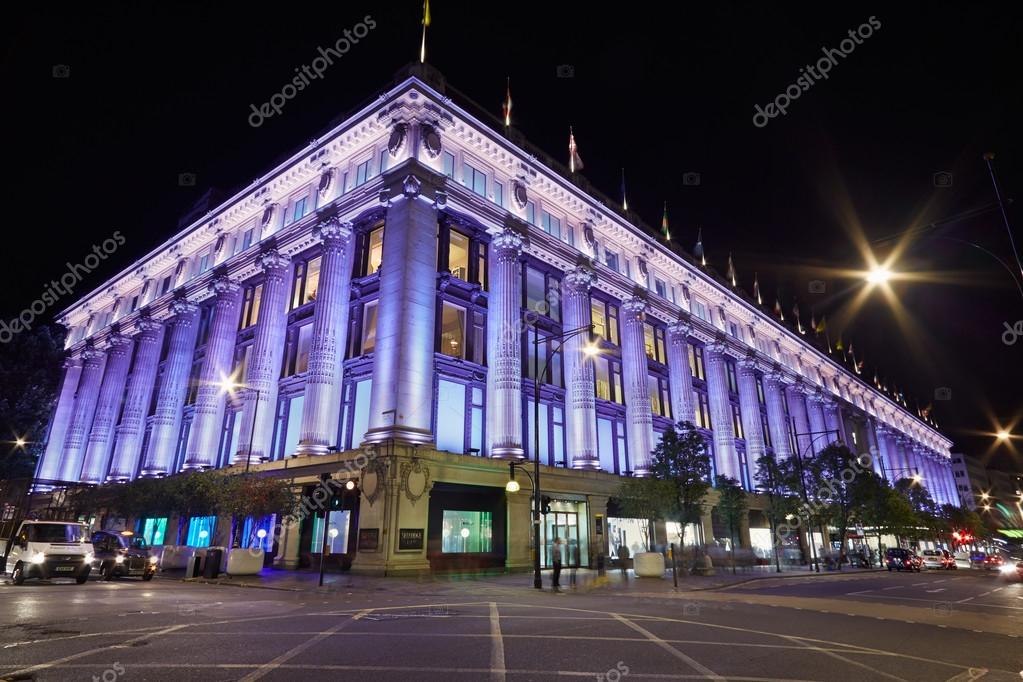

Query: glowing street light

[996,430,1011,442]
[866,266,893,285]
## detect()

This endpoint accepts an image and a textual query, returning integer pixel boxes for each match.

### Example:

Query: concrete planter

[226,548,264,575]
[159,545,195,570]
[633,551,665,578]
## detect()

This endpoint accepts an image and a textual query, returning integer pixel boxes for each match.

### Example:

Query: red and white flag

[502,77,512,128]
[569,127,584,172]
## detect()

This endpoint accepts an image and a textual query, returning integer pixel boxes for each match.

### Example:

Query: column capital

[491,229,524,256]
[169,297,199,317]
[764,369,792,387]
[667,318,693,338]
[81,346,105,362]
[621,295,647,318]
[210,276,241,297]
[62,356,82,370]
[256,249,291,272]
[737,353,759,373]
[705,340,730,358]
[315,216,354,243]
[135,315,163,334]
[563,265,596,294]
[106,333,132,350]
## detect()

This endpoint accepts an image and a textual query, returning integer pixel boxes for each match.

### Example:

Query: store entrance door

[542,511,581,568]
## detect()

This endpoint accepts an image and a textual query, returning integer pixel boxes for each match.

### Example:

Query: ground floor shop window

[311,510,351,554]
[665,521,700,547]
[137,517,167,546]
[187,515,216,547]
[540,502,589,568]
[240,515,274,552]
[607,517,650,558]
[441,510,492,553]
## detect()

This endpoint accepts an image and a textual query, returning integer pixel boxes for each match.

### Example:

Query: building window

[379,149,389,174]
[354,159,372,187]
[198,251,212,275]
[693,390,711,429]
[731,404,744,439]
[439,302,467,359]
[291,196,308,223]
[283,324,313,377]
[462,162,487,196]
[590,298,620,346]
[597,417,629,474]
[526,400,566,465]
[654,278,667,298]
[594,357,624,404]
[605,249,619,273]
[159,275,173,297]
[272,395,304,459]
[436,379,467,453]
[290,255,321,309]
[239,227,255,254]
[525,328,563,387]
[526,201,537,225]
[726,360,738,394]
[524,266,560,322]
[493,181,503,207]
[358,301,379,355]
[689,344,706,381]
[649,374,671,418]
[441,510,492,553]
[761,413,773,447]
[240,284,262,329]
[541,211,561,239]
[442,152,455,178]
[643,323,666,364]
[756,376,766,404]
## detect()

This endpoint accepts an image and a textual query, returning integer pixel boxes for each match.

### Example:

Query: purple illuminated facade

[38,65,957,573]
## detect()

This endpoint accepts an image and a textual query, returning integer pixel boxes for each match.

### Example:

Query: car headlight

[148,555,158,565]
[999,564,1016,575]
[114,555,125,564]
[30,552,46,564]
[83,553,94,564]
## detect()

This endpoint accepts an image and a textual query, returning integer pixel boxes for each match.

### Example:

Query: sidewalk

[163,562,884,596]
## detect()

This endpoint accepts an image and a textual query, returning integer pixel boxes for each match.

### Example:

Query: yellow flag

[423,0,431,26]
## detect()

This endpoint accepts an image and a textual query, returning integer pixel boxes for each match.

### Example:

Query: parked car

[90,530,157,581]
[953,551,972,569]
[1,520,93,585]
[920,549,957,570]
[885,548,922,572]
[981,554,1005,571]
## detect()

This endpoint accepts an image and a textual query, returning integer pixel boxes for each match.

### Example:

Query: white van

[1,520,94,584]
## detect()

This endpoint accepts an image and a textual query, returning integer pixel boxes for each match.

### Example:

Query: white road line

[943,669,989,681]
[489,602,506,682]
[780,634,910,682]
[237,617,358,682]
[926,589,946,593]
[612,613,724,681]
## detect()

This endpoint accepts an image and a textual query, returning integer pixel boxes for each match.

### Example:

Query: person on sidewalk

[551,537,564,593]
[617,543,630,579]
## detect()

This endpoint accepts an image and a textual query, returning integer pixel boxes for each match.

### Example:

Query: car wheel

[76,574,88,584]
[142,573,154,581]
[11,563,25,585]
[101,563,116,581]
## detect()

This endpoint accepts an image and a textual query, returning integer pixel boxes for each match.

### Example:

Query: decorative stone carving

[388,122,409,156]
[402,173,421,198]
[400,458,430,505]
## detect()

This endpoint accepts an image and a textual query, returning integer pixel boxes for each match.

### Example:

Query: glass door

[542,512,580,567]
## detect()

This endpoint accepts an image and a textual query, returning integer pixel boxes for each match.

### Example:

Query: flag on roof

[753,273,762,305]
[693,227,706,266]
[502,77,512,128]
[726,253,737,287]
[621,168,628,211]
[661,202,671,241]
[568,127,584,172]
[419,0,431,63]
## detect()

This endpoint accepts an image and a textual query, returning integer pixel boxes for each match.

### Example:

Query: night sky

[4,2,1021,472]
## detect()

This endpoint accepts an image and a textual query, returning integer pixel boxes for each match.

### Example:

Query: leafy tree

[164,471,221,544]
[0,324,65,480]
[851,471,894,554]
[754,453,800,568]
[616,476,677,551]
[714,475,747,574]
[219,474,298,547]
[800,443,864,567]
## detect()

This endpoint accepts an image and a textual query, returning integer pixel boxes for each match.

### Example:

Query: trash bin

[187,553,202,578]
[203,548,223,579]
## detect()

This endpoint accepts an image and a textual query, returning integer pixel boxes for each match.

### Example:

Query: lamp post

[511,322,598,590]
[789,422,842,573]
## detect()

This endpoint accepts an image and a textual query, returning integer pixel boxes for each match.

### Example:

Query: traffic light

[541,495,552,515]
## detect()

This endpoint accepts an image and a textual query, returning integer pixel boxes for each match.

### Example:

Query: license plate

[55,566,75,572]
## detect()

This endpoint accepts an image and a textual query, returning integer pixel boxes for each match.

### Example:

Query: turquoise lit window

[187,515,216,547]
[441,510,493,553]
[140,517,167,546]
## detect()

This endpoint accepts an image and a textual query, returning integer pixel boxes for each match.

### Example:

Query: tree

[714,475,747,574]
[851,471,894,555]
[800,443,864,567]
[0,324,65,480]
[165,471,221,545]
[754,453,800,569]
[219,474,298,548]
[616,476,678,551]
[650,421,713,561]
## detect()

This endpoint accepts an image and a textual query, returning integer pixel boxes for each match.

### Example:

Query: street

[1,569,1020,681]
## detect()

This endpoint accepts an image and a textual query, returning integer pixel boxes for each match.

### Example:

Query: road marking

[779,634,910,682]
[612,613,724,681]
[489,602,506,682]
[237,617,357,682]
[883,586,902,590]
[943,669,989,681]
[926,589,946,593]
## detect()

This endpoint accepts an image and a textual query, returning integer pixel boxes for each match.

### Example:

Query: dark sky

[4,2,1021,471]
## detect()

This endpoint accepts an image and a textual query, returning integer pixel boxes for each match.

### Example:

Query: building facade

[37,65,958,573]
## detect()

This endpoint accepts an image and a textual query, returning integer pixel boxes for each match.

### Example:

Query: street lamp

[996,430,1011,442]
[789,423,843,573]
[865,266,893,285]
[219,376,262,474]
[516,322,599,590]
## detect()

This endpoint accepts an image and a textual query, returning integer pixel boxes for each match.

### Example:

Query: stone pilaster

[297,218,355,455]
[485,229,525,460]
[892,435,912,481]
[365,173,438,445]
[143,298,199,476]
[108,316,165,480]
[736,355,765,487]
[806,391,829,454]
[874,424,894,481]
[705,341,738,480]
[666,319,695,425]
[786,383,812,459]
[80,334,135,483]
[823,399,842,442]
[620,296,655,475]
[59,346,106,482]
[235,250,292,464]
[185,277,242,469]
[763,371,793,460]
[561,266,599,469]
[36,357,83,482]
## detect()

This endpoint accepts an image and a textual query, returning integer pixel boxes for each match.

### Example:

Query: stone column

[142,299,199,476]
[365,174,438,445]
[235,250,291,465]
[36,357,83,482]
[736,355,766,486]
[823,399,842,442]
[80,334,135,483]
[59,346,106,482]
[703,341,738,480]
[892,436,912,481]
[806,392,829,453]
[485,230,525,460]
[108,316,165,481]
[666,319,695,425]
[297,218,355,455]
[874,424,894,481]
[939,457,956,507]
[620,296,655,475]
[786,383,812,459]
[561,267,599,469]
[763,372,792,460]
[185,277,243,469]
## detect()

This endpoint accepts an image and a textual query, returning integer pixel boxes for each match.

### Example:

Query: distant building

[950,453,987,511]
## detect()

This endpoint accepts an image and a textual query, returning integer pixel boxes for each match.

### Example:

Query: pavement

[1,565,1020,681]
